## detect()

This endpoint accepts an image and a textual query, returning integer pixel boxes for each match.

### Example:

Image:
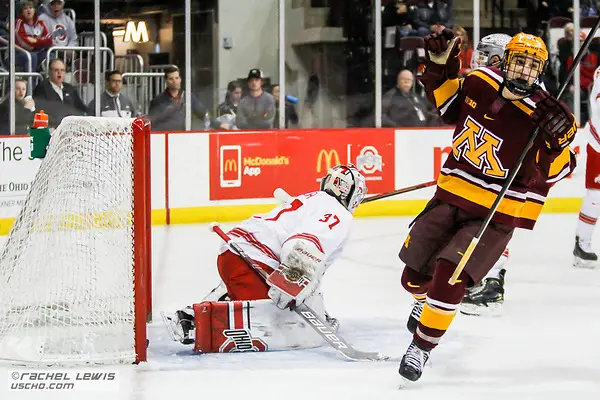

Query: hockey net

[0,116,151,366]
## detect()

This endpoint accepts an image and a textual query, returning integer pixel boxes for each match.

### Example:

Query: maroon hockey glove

[424,28,461,79]
[531,90,576,152]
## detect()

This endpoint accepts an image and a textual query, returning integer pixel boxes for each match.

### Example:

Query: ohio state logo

[355,146,383,175]
[53,25,67,42]
[219,329,268,353]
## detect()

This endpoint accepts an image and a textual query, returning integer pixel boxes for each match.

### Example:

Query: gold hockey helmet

[502,33,548,97]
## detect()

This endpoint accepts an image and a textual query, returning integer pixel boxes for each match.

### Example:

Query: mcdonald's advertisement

[209,129,395,200]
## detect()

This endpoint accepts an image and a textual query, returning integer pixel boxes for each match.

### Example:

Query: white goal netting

[0,116,144,365]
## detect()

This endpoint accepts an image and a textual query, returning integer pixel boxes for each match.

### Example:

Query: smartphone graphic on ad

[220,145,242,188]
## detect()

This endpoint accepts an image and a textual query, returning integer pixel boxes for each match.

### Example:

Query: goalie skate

[161,308,195,345]
[573,236,598,269]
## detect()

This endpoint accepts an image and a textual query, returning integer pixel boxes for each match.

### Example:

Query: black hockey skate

[407,300,424,334]
[398,340,430,383]
[573,236,598,269]
[460,269,505,316]
[161,307,195,345]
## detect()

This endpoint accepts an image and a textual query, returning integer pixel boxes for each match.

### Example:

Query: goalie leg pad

[193,296,325,353]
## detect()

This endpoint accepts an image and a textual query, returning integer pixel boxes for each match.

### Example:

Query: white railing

[0,36,32,73]
[116,54,144,74]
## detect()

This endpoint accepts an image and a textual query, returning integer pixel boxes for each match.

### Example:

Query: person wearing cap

[38,0,77,49]
[236,68,276,129]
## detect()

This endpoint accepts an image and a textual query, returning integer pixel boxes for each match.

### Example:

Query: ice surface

[1,213,600,400]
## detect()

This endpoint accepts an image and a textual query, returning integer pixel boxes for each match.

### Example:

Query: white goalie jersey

[588,66,600,152]
[221,191,353,271]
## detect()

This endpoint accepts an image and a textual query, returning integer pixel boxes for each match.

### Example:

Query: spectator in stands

[582,0,598,17]
[442,0,454,27]
[236,69,276,130]
[87,70,136,118]
[563,31,597,124]
[381,69,440,127]
[271,84,299,129]
[453,26,473,77]
[548,0,574,19]
[216,80,242,129]
[0,1,8,36]
[383,1,430,38]
[558,23,574,84]
[38,0,77,49]
[149,65,228,132]
[218,80,242,118]
[32,58,87,128]
[0,79,35,134]
[412,0,450,35]
[15,0,53,72]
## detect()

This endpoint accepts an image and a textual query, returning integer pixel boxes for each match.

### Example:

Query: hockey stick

[210,223,389,361]
[361,180,436,203]
[449,22,600,285]
[273,180,436,206]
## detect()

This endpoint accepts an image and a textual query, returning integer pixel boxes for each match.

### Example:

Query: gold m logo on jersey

[453,116,507,178]
[317,149,341,173]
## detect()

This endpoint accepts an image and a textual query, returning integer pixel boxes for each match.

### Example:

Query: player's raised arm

[420,28,463,124]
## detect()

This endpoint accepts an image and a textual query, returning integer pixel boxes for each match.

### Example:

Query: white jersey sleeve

[588,66,600,152]
[222,191,352,271]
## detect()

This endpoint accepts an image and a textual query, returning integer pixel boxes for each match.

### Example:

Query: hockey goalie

[163,164,367,353]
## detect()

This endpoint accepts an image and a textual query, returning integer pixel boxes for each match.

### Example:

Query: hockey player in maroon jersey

[397,30,577,384]
[459,33,513,315]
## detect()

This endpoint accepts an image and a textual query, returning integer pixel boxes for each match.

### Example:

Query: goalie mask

[320,164,367,214]
[470,33,512,70]
[501,33,548,97]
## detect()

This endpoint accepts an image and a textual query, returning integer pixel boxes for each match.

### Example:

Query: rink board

[0,126,589,234]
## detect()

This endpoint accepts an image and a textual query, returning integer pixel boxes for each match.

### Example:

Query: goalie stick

[361,180,436,203]
[210,223,389,362]
[273,180,436,206]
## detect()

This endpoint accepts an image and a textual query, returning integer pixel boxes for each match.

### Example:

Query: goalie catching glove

[267,239,326,310]
[423,28,461,79]
[532,90,576,152]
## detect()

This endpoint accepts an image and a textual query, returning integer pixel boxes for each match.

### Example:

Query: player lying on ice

[397,30,577,384]
[163,164,367,353]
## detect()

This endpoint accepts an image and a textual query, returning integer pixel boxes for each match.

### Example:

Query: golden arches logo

[224,159,238,172]
[316,149,340,173]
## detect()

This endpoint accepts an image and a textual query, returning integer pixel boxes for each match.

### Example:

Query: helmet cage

[320,164,367,213]
[502,52,545,97]
[470,34,512,70]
